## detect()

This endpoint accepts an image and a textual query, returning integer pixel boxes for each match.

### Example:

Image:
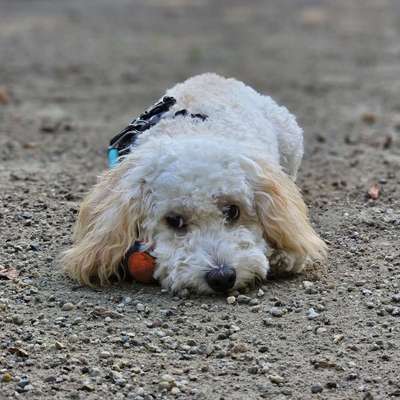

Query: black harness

[108,96,207,168]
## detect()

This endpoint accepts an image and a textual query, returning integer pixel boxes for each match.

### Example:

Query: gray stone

[391,307,400,316]
[62,302,75,311]
[307,308,319,320]
[237,295,251,304]
[303,281,315,293]
[269,374,285,384]
[392,293,400,303]
[311,383,323,393]
[270,307,284,317]
[12,315,24,326]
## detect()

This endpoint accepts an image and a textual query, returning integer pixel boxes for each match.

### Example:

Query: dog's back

[164,73,303,179]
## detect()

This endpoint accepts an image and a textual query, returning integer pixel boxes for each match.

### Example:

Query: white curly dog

[63,73,326,294]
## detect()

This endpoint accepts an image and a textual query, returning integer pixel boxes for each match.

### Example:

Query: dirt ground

[1,0,400,399]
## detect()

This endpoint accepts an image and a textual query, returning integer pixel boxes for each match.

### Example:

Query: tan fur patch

[62,157,145,286]
[253,161,327,262]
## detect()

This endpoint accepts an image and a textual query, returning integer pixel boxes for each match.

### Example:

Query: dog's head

[63,135,326,294]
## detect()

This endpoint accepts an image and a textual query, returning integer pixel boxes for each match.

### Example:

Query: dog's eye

[223,205,240,223]
[165,214,186,230]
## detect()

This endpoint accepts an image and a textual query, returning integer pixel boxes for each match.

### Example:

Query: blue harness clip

[107,147,120,168]
[107,96,177,169]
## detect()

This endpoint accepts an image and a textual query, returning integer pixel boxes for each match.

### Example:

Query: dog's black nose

[205,266,236,292]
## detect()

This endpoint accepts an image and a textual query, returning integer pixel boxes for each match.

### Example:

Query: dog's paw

[269,250,305,274]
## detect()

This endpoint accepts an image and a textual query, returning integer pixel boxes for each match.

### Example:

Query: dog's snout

[205,265,236,292]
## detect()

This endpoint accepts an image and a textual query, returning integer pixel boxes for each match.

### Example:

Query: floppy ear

[245,158,327,261]
[62,156,151,286]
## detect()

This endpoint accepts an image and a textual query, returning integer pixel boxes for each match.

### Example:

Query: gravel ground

[1,0,400,399]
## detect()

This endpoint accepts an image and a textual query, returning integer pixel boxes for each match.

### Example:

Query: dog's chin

[154,253,270,296]
[161,276,214,296]
[159,274,267,296]
[155,263,218,295]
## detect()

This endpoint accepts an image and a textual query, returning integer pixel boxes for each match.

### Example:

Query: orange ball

[127,252,156,283]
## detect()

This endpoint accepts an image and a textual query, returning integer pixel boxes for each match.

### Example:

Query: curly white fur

[63,73,327,294]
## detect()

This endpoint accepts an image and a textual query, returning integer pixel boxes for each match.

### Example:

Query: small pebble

[311,383,323,393]
[54,341,65,350]
[160,374,175,383]
[2,373,12,383]
[269,374,285,384]
[68,334,79,344]
[231,342,249,353]
[263,318,274,326]
[237,295,251,304]
[248,366,258,374]
[362,289,372,296]
[136,303,145,312]
[17,384,33,393]
[391,307,400,316]
[159,381,172,390]
[158,374,176,390]
[307,308,319,320]
[333,334,344,344]
[257,289,265,297]
[346,373,358,381]
[17,377,30,388]
[326,381,338,389]
[81,381,95,392]
[303,281,315,293]
[29,242,40,251]
[62,303,75,311]
[226,296,236,305]
[256,384,270,394]
[392,293,400,303]
[89,367,101,377]
[12,315,24,326]
[270,307,284,317]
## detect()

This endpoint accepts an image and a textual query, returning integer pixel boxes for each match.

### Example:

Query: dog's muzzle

[205,265,236,292]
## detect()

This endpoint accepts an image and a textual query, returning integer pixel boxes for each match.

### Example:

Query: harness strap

[108,96,208,168]
[108,96,176,167]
